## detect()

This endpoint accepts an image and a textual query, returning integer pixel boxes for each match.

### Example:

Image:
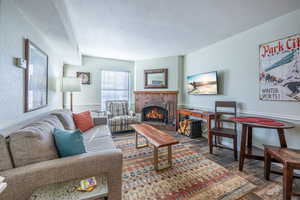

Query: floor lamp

[62,77,81,112]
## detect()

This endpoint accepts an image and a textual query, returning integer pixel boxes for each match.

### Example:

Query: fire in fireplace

[142,106,168,123]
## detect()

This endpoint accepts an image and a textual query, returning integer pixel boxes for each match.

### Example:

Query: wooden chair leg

[209,132,213,154]
[283,165,293,200]
[239,125,247,171]
[233,136,238,161]
[264,149,271,181]
[154,147,159,171]
[214,135,217,145]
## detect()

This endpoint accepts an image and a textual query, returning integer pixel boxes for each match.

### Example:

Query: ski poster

[259,34,300,101]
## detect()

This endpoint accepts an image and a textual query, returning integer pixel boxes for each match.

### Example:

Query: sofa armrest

[1,149,123,200]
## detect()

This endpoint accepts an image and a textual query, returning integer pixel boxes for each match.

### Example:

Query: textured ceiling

[64,0,300,60]
[15,0,300,62]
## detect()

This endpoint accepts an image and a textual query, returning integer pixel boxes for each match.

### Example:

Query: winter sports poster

[259,34,300,101]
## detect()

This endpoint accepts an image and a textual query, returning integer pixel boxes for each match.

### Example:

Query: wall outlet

[15,57,27,69]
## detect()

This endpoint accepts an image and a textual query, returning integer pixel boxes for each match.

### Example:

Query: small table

[238,120,294,171]
[30,176,108,200]
[176,109,216,152]
[131,123,179,171]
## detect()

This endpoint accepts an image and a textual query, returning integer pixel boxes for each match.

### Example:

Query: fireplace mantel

[134,90,178,128]
[134,90,178,94]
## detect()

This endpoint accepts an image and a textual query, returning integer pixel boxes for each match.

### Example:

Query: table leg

[154,147,159,171]
[277,128,287,148]
[135,132,149,149]
[176,112,180,130]
[168,146,172,166]
[208,116,213,154]
[153,146,173,171]
[247,126,253,153]
[264,149,271,181]
[135,131,138,148]
[239,124,248,171]
[217,121,222,145]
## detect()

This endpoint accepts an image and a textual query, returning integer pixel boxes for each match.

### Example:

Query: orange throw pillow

[73,111,94,132]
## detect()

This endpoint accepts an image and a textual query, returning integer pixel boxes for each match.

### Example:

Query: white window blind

[101,70,130,109]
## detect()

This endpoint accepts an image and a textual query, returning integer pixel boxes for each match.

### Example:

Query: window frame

[100,69,131,110]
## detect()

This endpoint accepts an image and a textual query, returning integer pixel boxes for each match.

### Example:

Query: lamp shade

[62,77,81,92]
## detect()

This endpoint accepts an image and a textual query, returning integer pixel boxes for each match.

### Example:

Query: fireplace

[134,91,178,130]
[142,106,168,123]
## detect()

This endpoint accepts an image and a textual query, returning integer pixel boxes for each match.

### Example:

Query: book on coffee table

[0,183,7,194]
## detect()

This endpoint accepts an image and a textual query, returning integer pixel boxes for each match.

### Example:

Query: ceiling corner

[51,0,79,51]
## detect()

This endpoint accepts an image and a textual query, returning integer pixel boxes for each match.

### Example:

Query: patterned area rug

[114,135,256,200]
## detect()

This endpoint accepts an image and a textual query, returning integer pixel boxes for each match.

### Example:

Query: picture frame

[77,72,91,85]
[259,33,300,101]
[144,68,168,89]
[187,71,218,95]
[25,39,48,112]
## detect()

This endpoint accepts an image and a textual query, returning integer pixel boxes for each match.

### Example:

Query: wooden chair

[210,101,238,161]
[264,145,300,200]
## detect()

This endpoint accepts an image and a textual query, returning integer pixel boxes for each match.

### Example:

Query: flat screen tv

[187,71,218,95]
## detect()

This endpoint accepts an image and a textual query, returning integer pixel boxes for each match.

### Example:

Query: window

[100,70,130,109]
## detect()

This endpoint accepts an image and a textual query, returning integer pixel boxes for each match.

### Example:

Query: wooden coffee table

[131,123,179,171]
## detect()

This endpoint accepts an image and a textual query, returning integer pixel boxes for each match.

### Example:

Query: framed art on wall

[25,39,48,112]
[259,34,300,101]
[144,68,168,89]
[77,72,91,85]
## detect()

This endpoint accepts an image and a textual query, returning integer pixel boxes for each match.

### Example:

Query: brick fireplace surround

[134,91,178,130]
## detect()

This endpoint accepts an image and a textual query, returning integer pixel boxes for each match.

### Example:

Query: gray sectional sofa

[0,109,122,200]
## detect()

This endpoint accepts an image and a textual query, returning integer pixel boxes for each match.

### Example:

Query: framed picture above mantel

[144,68,168,89]
[24,39,48,112]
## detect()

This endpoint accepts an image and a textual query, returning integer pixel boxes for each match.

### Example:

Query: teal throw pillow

[53,128,86,157]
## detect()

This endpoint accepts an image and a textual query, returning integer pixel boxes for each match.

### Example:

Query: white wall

[183,9,300,149]
[0,0,65,129]
[134,56,184,104]
[64,56,135,112]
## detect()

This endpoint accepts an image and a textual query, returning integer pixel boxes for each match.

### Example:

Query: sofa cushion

[51,110,76,130]
[83,125,111,142]
[85,136,116,152]
[9,116,61,167]
[0,135,13,171]
[53,128,86,157]
[73,111,94,132]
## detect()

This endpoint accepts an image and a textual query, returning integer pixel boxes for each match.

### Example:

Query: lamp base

[70,92,73,112]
